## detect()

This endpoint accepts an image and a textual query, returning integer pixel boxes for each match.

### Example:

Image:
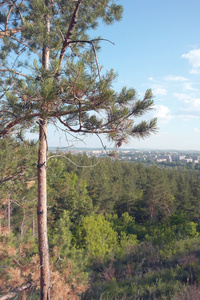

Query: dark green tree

[0,1,157,298]
[47,158,94,226]
[135,166,173,223]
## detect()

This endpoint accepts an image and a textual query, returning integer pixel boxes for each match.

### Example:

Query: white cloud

[183,82,197,91]
[148,77,155,81]
[153,88,167,96]
[190,69,200,74]
[173,93,193,101]
[174,97,200,120]
[194,128,200,133]
[164,75,188,82]
[150,82,167,97]
[192,98,200,109]
[164,76,196,92]
[182,98,200,109]
[154,105,173,122]
[182,49,200,72]
[179,113,199,121]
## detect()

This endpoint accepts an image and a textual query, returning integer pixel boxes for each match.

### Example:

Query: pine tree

[0,1,157,298]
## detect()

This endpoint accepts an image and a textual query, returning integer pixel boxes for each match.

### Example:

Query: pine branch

[0,113,41,137]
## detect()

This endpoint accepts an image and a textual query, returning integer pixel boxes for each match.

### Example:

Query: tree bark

[37,119,50,300]
[37,0,51,298]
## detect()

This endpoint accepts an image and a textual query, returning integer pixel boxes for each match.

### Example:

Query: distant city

[49,147,200,167]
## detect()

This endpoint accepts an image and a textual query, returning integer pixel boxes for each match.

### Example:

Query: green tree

[49,211,72,259]
[47,160,94,226]
[82,214,118,261]
[136,166,173,223]
[0,1,157,298]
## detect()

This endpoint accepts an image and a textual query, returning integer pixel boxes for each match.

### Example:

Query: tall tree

[0,1,157,298]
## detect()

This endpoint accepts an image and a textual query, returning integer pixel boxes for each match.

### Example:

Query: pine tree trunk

[37,119,50,300]
[37,0,51,298]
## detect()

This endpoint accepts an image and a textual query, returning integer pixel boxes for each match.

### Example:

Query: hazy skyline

[46,0,200,150]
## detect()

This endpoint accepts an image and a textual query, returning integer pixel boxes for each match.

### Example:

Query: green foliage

[81,214,118,261]
[106,212,145,246]
[107,212,136,233]
[2,145,200,298]
[47,160,94,225]
[145,214,199,258]
[49,211,72,258]
[0,1,157,144]
[118,231,138,256]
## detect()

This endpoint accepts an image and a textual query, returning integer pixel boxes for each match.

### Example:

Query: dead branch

[48,154,99,168]
[0,282,36,300]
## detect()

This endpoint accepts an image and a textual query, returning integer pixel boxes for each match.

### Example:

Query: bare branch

[0,82,15,100]
[95,133,107,152]
[50,118,87,144]
[14,2,25,26]
[0,69,29,78]
[0,26,22,38]
[48,154,99,168]
[7,35,38,54]
[59,0,83,69]
[89,40,101,80]
[57,115,82,132]
[1,0,25,39]
[0,282,36,300]
[5,2,15,31]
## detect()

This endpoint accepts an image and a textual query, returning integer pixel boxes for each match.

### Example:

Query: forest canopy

[1,139,200,299]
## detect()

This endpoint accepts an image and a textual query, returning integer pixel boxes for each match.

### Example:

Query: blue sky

[49,1,200,150]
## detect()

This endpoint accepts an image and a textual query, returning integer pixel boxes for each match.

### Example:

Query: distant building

[181,158,193,163]
[156,158,167,162]
[179,155,186,160]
